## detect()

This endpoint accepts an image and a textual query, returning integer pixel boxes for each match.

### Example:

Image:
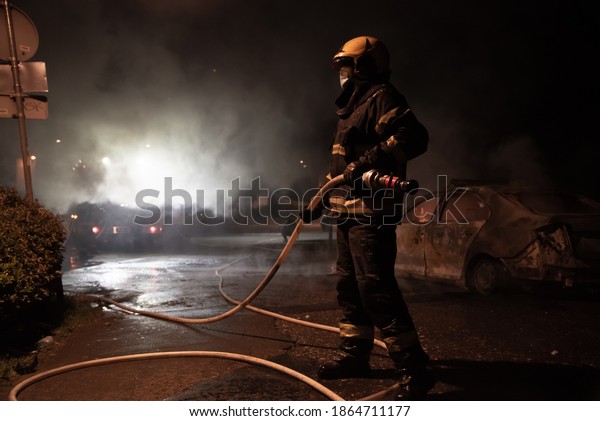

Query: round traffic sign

[0,5,39,62]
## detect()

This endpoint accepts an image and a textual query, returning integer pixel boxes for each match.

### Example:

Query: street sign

[0,4,38,62]
[0,61,47,93]
[2,2,44,200]
[0,94,47,119]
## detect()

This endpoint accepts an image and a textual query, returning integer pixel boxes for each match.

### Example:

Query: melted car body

[395,181,600,294]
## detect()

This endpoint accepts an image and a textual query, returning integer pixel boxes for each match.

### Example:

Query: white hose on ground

[79,175,345,325]
[8,174,396,401]
[8,351,344,401]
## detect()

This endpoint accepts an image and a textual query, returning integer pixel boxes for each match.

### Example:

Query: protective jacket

[327,80,428,222]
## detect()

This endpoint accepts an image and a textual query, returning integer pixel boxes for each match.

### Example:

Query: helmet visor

[332,56,354,71]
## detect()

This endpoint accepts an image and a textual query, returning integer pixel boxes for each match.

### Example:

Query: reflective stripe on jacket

[328,83,428,220]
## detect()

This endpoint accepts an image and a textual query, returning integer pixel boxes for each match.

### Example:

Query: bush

[0,187,66,326]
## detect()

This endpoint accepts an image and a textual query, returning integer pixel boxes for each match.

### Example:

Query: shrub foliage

[0,187,66,320]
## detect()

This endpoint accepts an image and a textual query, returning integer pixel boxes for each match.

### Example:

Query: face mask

[339,66,353,88]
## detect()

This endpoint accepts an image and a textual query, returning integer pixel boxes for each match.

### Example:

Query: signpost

[0,1,46,200]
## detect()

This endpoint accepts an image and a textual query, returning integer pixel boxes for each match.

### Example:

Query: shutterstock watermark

[133,175,469,227]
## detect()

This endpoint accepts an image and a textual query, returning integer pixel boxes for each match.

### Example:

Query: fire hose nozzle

[361,169,419,193]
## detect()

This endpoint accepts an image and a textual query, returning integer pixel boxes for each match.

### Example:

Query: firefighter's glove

[343,161,365,187]
[300,206,322,223]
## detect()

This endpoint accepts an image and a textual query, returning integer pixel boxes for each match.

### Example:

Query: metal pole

[3,0,33,200]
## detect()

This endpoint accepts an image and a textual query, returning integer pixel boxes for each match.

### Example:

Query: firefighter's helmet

[333,36,390,80]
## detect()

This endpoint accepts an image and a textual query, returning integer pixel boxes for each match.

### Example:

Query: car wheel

[467,257,505,295]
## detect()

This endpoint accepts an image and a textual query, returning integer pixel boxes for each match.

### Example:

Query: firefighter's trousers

[335,220,426,364]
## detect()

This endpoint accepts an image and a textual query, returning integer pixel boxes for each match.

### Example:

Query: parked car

[66,202,163,254]
[395,180,600,294]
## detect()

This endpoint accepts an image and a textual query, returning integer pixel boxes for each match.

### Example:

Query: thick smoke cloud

[1,0,598,213]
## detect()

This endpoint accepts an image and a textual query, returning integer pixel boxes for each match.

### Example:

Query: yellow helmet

[332,36,390,80]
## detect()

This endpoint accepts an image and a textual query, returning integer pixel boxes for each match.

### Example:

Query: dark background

[1,0,599,212]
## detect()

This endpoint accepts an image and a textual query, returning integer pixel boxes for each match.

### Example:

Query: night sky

[1,0,599,212]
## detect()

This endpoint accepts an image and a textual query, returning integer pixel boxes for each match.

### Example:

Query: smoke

[7,0,324,213]
[487,136,551,187]
[409,111,554,192]
[2,0,597,215]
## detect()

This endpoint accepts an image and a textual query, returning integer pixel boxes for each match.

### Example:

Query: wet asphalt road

[10,229,600,401]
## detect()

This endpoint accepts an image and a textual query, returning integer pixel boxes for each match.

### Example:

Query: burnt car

[395,180,600,294]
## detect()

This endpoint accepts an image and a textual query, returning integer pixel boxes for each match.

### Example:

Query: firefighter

[303,36,432,399]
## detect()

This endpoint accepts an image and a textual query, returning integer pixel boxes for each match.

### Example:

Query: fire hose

[8,172,418,401]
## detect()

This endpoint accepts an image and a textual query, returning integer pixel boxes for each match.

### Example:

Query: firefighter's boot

[317,338,372,379]
[391,346,434,400]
